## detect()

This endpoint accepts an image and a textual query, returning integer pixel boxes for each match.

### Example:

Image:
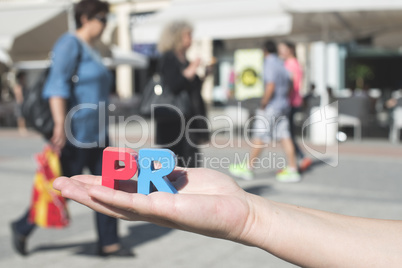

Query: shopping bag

[28,146,69,228]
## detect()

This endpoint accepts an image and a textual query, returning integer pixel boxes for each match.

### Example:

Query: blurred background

[1,1,402,267]
[1,0,402,142]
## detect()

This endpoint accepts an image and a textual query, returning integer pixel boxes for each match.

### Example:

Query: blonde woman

[156,20,206,168]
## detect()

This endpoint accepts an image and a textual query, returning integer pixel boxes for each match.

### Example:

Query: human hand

[53,168,270,246]
[183,58,201,80]
[53,167,402,267]
[191,57,201,68]
[50,124,66,153]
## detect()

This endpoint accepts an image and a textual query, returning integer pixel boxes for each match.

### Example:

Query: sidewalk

[0,128,401,268]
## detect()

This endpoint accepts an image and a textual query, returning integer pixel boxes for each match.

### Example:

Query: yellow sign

[241,68,258,87]
[234,49,264,100]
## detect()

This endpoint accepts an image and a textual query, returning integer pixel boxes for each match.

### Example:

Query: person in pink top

[278,41,312,172]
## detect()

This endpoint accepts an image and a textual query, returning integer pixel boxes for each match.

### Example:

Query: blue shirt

[263,54,290,114]
[43,33,112,147]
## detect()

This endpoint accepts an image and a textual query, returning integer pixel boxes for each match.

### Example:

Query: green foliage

[347,64,374,88]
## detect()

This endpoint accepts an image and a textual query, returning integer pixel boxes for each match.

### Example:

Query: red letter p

[102,147,138,189]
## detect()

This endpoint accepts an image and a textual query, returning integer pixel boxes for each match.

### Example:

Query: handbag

[21,38,82,140]
[21,69,53,140]
[139,73,193,121]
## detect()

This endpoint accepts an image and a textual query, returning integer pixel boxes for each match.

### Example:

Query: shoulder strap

[70,36,83,89]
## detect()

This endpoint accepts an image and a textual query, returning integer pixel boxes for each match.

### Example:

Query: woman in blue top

[11,0,131,257]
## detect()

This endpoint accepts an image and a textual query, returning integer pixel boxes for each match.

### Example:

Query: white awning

[103,46,149,69]
[13,48,149,70]
[0,2,70,61]
[280,0,402,43]
[0,48,11,65]
[12,60,51,70]
[132,0,292,44]
[281,0,402,13]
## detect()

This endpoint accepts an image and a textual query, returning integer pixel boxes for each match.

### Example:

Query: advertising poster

[234,49,264,100]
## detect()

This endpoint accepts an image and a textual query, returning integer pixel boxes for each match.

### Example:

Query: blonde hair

[157,20,193,53]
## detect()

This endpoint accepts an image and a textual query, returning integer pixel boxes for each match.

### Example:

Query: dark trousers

[289,106,305,159]
[14,144,118,247]
[156,120,199,168]
[168,138,199,168]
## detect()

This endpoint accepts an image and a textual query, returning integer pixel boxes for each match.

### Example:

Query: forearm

[182,64,197,81]
[261,83,274,108]
[52,168,402,267]
[13,85,24,103]
[49,97,66,128]
[244,194,402,267]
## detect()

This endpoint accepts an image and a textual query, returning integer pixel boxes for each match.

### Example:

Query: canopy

[104,46,149,69]
[132,0,292,44]
[281,0,402,12]
[0,1,148,70]
[0,2,71,62]
[281,0,402,44]
[14,46,149,70]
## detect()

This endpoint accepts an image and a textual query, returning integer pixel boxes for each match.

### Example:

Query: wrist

[54,123,64,129]
[235,193,275,249]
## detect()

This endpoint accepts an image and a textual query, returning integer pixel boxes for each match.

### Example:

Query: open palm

[53,168,254,243]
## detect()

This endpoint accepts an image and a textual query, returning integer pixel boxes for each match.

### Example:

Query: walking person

[10,0,131,257]
[229,40,301,182]
[278,41,312,172]
[156,20,208,168]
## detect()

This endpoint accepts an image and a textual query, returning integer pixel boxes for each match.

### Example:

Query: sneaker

[229,164,254,180]
[299,157,313,172]
[276,167,301,183]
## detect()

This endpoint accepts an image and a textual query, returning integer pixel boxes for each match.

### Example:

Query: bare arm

[49,97,67,151]
[257,199,402,267]
[53,168,402,267]
[13,84,24,104]
[182,58,201,80]
[260,82,275,109]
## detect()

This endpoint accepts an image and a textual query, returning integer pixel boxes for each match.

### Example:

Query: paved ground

[0,127,401,268]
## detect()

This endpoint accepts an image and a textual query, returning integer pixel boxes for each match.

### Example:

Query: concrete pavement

[1,127,402,268]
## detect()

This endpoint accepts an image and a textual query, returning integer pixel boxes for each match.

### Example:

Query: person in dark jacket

[156,20,208,168]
